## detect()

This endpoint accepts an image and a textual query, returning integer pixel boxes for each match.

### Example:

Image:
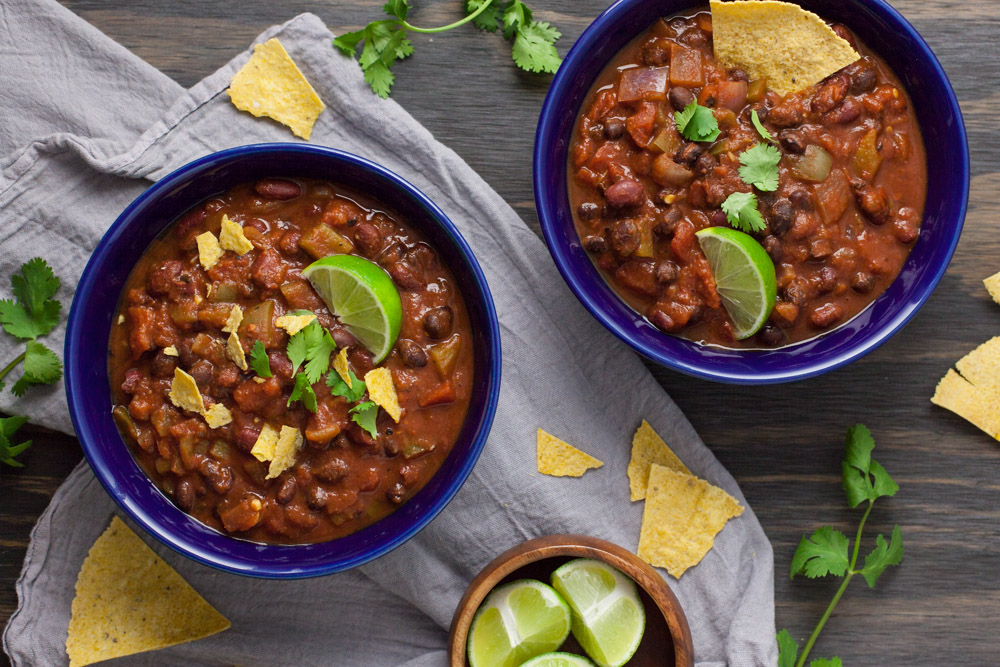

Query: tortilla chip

[333,348,353,387]
[985,272,1000,305]
[628,420,692,501]
[365,367,401,423]
[537,429,603,477]
[168,368,205,415]
[203,403,233,430]
[250,424,280,463]
[221,304,243,334]
[267,426,304,479]
[637,465,744,577]
[66,517,230,667]
[195,231,224,270]
[117,314,125,325]
[710,0,860,96]
[227,38,325,140]
[275,312,316,336]
[218,215,255,255]
[931,338,1000,439]
[162,345,179,357]
[226,332,248,371]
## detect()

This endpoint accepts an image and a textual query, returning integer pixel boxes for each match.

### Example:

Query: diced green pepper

[790,145,833,182]
[850,128,882,181]
[299,224,354,259]
[429,334,462,379]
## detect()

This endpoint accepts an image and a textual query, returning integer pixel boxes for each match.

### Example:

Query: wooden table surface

[3,0,997,664]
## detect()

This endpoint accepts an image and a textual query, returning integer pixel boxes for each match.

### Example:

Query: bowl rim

[533,0,970,384]
[65,143,502,578]
[448,534,695,667]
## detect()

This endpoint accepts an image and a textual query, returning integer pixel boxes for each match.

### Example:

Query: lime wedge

[468,579,572,667]
[301,255,402,363]
[694,226,777,340]
[521,653,597,667]
[550,559,645,667]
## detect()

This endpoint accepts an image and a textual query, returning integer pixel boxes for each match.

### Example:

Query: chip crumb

[537,429,603,477]
[226,332,248,371]
[117,314,125,325]
[365,367,401,422]
[268,426,304,479]
[203,403,233,429]
[168,368,205,415]
[628,420,692,501]
[221,304,244,334]
[66,517,229,667]
[932,337,1000,439]
[333,348,353,388]
[275,312,316,336]
[637,465,744,578]
[162,345,179,357]
[227,38,326,140]
[250,424,280,463]
[218,215,255,255]
[253,377,267,384]
[984,271,1000,305]
[195,231,224,270]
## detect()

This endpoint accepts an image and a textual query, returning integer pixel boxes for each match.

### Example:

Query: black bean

[387,482,406,504]
[763,235,783,263]
[729,68,749,82]
[758,323,785,347]
[850,67,878,95]
[674,142,704,167]
[655,261,679,284]
[788,187,814,211]
[783,279,808,307]
[669,86,695,111]
[768,199,795,235]
[855,184,891,225]
[199,459,233,495]
[604,119,626,140]
[577,202,600,220]
[851,271,875,293]
[397,339,428,368]
[779,130,808,155]
[423,306,454,340]
[694,152,716,176]
[654,208,681,238]
[610,218,640,257]
[816,266,837,294]
[176,479,195,511]
[306,484,329,510]
[313,454,349,483]
[583,234,609,253]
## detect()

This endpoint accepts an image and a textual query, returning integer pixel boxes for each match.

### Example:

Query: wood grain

[2,0,998,664]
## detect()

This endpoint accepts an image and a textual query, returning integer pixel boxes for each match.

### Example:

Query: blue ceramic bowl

[534,0,968,384]
[65,144,501,578]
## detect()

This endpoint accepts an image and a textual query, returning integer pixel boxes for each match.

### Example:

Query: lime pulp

[520,652,597,667]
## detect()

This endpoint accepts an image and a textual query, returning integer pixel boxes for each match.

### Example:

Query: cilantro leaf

[720,191,766,233]
[13,258,60,322]
[249,340,272,378]
[287,372,318,413]
[382,0,409,20]
[286,328,310,376]
[334,29,366,56]
[304,327,337,384]
[860,524,903,587]
[336,20,413,99]
[11,341,62,396]
[350,401,379,439]
[790,526,850,579]
[468,0,501,31]
[502,0,532,39]
[810,659,843,667]
[327,369,367,402]
[0,415,32,467]
[511,20,562,74]
[751,109,774,143]
[738,143,781,192]
[776,629,799,667]
[0,300,45,340]
[842,423,898,508]
[674,101,721,143]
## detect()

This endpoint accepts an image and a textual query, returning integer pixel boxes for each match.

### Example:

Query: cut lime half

[695,227,777,340]
[550,559,645,667]
[467,579,572,667]
[521,652,597,667]
[301,254,402,363]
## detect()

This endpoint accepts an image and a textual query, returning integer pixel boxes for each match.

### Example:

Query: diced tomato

[419,382,456,408]
[626,102,658,148]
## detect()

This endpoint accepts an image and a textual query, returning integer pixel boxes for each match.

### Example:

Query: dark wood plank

[2,0,997,664]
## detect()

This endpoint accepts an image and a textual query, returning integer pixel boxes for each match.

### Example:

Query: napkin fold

[1,3,777,665]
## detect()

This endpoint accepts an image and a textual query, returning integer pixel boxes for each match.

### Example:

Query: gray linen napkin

[1,3,777,665]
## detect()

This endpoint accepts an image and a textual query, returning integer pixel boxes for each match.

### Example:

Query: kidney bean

[150,351,177,379]
[815,266,837,294]
[641,39,670,66]
[709,209,728,227]
[610,218,640,257]
[189,359,214,386]
[893,207,920,244]
[809,238,834,260]
[648,308,677,332]
[812,74,849,114]
[305,484,329,510]
[397,339,428,367]
[768,199,795,235]
[389,260,425,290]
[353,222,382,257]
[330,328,357,350]
[763,235,783,264]
[234,425,261,452]
[669,86,695,111]
[199,459,233,494]
[176,479,195,511]
[768,100,806,127]
[604,119,626,140]
[655,261,680,284]
[783,279,808,307]
[253,178,301,200]
[728,67,749,82]
[423,306,454,339]
[810,302,844,328]
[779,130,807,155]
[386,482,406,504]
[578,202,600,220]
[850,63,878,94]
[854,184,891,225]
[826,98,861,124]
[278,230,303,257]
[174,207,207,238]
[267,350,294,380]
[276,476,297,505]
[148,260,184,296]
[605,179,646,209]
[251,249,287,290]
[312,452,349,483]
[851,271,875,293]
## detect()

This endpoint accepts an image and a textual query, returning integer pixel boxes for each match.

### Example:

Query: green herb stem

[0,351,26,384]
[400,0,495,33]
[850,501,874,569]
[796,572,854,667]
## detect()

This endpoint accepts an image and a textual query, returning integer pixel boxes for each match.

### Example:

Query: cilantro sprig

[751,109,774,143]
[285,316,336,412]
[720,192,766,234]
[738,143,781,192]
[0,259,63,396]
[249,340,272,378]
[335,0,561,98]
[0,416,32,467]
[350,401,380,439]
[778,424,903,667]
[327,368,367,402]
[674,101,720,143]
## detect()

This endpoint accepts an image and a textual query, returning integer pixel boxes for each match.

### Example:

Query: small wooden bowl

[449,534,694,666]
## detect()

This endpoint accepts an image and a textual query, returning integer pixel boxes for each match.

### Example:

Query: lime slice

[694,227,777,340]
[468,579,572,667]
[301,255,402,363]
[550,559,645,667]
[521,652,597,667]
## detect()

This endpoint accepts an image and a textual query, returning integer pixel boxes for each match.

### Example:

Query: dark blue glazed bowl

[66,144,501,578]
[534,0,968,384]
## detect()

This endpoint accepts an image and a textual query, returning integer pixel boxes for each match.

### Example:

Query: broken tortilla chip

[275,312,316,336]
[333,348,353,387]
[195,231,224,270]
[628,420,691,501]
[984,271,1000,306]
[162,345,178,357]
[637,464,744,577]
[932,337,1000,439]
[226,331,248,371]
[537,429,603,477]
[227,38,325,140]
[221,304,243,334]
[168,368,205,415]
[365,367,401,423]
[267,426,304,479]
[218,215,255,255]
[250,424,280,463]
[710,0,859,96]
[203,403,233,430]
[66,517,230,667]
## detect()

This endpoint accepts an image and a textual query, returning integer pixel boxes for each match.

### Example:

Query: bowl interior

[534,0,968,383]
[66,144,500,577]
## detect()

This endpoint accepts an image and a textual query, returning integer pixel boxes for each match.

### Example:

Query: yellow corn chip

[221,304,244,334]
[66,517,230,667]
[628,420,692,501]
[931,338,1000,439]
[218,215,255,255]
[168,368,205,415]
[227,38,325,140]
[251,424,280,463]
[117,314,125,325]
[984,271,1000,305]
[333,348,353,387]
[226,332,248,371]
[195,231,224,270]
[275,312,316,336]
[162,345,179,357]
[710,0,859,96]
[253,376,267,384]
[365,367,401,423]
[203,403,233,430]
[637,465,744,577]
[537,429,603,477]
[267,426,304,479]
